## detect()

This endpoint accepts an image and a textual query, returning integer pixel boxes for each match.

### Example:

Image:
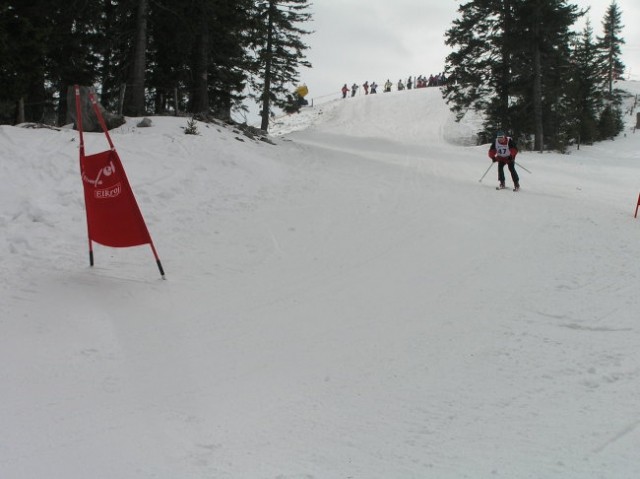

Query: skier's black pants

[498,159,519,185]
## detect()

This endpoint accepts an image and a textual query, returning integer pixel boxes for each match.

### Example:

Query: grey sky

[300,0,640,101]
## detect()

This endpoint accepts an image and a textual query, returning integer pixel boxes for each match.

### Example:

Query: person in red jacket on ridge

[488,131,520,191]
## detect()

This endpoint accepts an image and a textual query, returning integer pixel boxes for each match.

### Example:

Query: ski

[495,186,520,191]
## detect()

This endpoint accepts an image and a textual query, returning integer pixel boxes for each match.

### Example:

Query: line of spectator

[342,73,447,98]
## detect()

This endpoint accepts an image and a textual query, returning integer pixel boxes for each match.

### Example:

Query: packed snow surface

[2,84,640,478]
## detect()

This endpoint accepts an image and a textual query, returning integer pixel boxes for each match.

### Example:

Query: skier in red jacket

[489,131,520,191]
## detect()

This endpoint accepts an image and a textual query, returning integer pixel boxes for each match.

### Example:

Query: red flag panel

[80,149,152,248]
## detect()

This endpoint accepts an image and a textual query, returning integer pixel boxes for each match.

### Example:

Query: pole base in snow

[156,259,166,279]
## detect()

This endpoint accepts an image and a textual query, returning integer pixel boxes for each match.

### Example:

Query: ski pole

[515,161,532,174]
[478,162,494,182]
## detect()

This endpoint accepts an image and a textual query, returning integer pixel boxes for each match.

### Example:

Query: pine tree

[0,0,50,123]
[190,1,213,115]
[1,0,258,124]
[248,0,312,132]
[205,0,254,120]
[143,1,195,115]
[113,0,252,119]
[96,0,120,112]
[177,0,252,117]
[566,20,601,146]
[595,1,625,140]
[0,0,102,124]
[443,0,512,129]
[93,0,141,115]
[596,1,625,97]
[511,0,582,151]
[124,0,149,116]
[46,0,104,124]
[444,0,584,151]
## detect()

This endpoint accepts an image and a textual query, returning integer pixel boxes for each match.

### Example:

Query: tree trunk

[532,1,544,152]
[532,44,544,151]
[125,0,148,116]
[191,17,210,114]
[101,0,116,109]
[118,84,126,116]
[607,15,614,97]
[16,98,25,124]
[499,0,512,127]
[260,1,276,131]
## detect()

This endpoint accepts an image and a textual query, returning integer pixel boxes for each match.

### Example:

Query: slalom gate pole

[149,242,166,279]
[515,161,532,174]
[478,162,494,182]
[634,193,640,218]
[74,85,94,266]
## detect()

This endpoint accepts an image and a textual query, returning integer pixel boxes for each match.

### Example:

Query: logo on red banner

[95,183,122,199]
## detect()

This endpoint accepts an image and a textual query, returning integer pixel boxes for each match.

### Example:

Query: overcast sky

[300,0,640,100]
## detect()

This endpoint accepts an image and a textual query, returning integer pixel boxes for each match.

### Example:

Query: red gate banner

[80,148,152,247]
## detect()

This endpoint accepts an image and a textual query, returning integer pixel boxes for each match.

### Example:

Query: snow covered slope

[1,82,640,479]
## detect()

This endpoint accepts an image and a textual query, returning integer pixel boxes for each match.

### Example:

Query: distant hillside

[272,80,640,147]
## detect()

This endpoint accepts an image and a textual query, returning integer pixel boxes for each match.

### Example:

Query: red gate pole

[74,85,94,266]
